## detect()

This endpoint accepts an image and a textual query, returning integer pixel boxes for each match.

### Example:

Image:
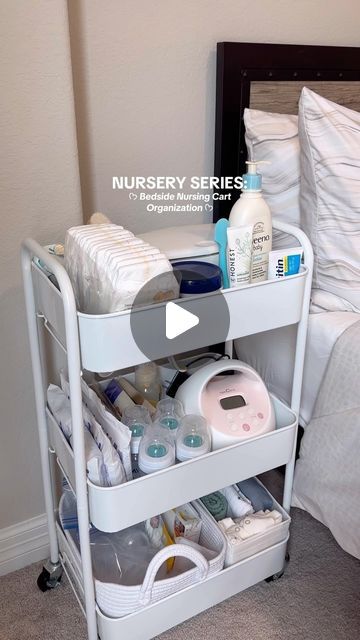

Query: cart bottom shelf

[57,523,288,640]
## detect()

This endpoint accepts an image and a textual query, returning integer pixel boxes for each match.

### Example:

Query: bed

[214,42,360,558]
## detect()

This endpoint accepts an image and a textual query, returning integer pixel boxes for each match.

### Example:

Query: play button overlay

[166,302,199,339]
[130,271,230,361]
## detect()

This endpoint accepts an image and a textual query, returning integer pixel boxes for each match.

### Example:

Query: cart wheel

[265,552,290,583]
[37,567,62,592]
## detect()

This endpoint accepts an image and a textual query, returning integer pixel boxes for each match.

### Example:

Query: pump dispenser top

[242,160,268,192]
[229,159,272,283]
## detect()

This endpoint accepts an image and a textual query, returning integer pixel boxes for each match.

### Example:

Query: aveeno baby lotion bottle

[229,161,272,283]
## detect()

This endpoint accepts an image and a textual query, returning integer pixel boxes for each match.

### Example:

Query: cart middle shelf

[47,394,296,532]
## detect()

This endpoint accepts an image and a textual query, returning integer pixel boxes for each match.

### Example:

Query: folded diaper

[218,510,282,542]
[64,223,179,314]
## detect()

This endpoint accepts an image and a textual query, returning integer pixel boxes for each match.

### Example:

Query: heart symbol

[129,192,138,200]
[205,203,213,212]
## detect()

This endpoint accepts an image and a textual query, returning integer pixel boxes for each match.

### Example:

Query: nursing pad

[65,223,179,314]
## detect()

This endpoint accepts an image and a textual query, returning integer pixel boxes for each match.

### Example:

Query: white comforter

[235,292,359,427]
[292,318,360,558]
[236,290,360,557]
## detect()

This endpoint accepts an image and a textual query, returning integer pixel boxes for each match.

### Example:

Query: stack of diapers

[64,223,179,314]
[47,373,132,487]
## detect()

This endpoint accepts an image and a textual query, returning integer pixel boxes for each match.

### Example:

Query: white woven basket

[59,495,225,619]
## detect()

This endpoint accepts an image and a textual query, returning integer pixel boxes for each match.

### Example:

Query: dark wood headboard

[213,42,360,221]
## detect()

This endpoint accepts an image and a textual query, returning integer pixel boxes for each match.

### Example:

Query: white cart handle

[139,543,209,607]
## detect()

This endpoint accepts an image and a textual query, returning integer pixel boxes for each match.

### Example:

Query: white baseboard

[0,514,50,576]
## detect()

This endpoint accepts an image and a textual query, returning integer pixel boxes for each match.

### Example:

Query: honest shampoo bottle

[229,161,272,283]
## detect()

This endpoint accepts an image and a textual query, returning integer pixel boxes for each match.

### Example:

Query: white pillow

[244,108,301,228]
[310,290,359,314]
[299,87,360,310]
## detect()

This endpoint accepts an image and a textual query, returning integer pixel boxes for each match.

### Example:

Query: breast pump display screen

[200,369,274,445]
[219,395,246,410]
[175,359,276,449]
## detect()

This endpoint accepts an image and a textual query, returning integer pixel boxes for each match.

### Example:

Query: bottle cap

[138,428,175,474]
[176,414,211,461]
[153,398,184,432]
[172,261,222,295]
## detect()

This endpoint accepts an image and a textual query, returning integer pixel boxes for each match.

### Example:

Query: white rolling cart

[21,220,313,640]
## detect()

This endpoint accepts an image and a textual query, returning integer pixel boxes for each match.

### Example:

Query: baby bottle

[176,415,211,462]
[153,398,184,437]
[138,426,175,475]
[122,405,151,479]
[135,362,161,405]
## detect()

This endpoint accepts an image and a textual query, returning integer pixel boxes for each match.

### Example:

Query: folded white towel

[220,485,253,518]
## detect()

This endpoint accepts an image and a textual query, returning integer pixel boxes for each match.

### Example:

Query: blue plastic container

[172,260,222,296]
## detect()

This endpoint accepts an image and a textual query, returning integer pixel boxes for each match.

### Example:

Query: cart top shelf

[23,220,313,372]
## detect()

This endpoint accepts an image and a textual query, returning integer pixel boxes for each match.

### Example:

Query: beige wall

[69,0,360,234]
[0,1,82,528]
[1,0,360,535]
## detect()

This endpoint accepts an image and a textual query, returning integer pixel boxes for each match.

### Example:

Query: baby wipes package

[64,223,179,314]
